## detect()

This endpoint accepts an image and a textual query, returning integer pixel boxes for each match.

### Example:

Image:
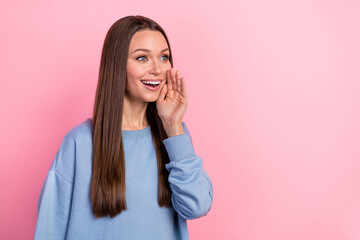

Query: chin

[143,93,160,103]
[145,98,159,103]
[139,98,156,104]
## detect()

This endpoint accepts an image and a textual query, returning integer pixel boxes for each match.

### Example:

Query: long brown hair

[90,15,173,218]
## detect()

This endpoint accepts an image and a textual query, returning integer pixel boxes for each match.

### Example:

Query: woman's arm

[34,133,75,239]
[163,122,213,220]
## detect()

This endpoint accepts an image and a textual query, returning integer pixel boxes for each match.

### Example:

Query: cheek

[127,64,146,80]
[163,63,172,72]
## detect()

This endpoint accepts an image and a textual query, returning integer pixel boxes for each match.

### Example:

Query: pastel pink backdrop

[1,0,359,239]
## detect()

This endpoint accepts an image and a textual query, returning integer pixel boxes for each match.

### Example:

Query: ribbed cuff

[163,133,195,162]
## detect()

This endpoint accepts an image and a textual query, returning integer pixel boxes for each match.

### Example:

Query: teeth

[141,80,160,84]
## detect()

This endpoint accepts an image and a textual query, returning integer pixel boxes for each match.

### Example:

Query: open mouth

[140,80,161,88]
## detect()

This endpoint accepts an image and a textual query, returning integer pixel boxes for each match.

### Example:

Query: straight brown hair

[90,15,174,218]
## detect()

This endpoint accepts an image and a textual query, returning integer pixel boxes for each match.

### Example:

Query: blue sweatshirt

[34,118,213,240]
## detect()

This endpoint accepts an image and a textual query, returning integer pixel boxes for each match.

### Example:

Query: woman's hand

[156,68,188,137]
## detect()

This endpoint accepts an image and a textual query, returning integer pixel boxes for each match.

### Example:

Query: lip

[140,79,163,82]
[140,79,163,91]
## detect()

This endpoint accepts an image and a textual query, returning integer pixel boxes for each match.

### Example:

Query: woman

[34,15,213,240]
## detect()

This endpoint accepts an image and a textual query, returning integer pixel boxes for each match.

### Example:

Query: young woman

[34,15,213,240]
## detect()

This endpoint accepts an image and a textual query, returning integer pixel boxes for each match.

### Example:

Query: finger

[158,82,167,101]
[180,77,187,99]
[166,69,173,91]
[171,68,177,92]
[176,70,181,94]
[175,70,181,94]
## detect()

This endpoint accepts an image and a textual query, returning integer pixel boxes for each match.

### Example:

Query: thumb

[157,83,167,102]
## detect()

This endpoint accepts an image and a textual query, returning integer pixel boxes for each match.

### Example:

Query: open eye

[136,56,147,61]
[160,55,169,61]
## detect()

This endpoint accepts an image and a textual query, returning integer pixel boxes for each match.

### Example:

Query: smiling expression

[125,29,172,103]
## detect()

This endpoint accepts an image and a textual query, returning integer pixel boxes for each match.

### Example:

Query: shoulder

[58,117,92,153]
[64,118,92,144]
[49,118,93,181]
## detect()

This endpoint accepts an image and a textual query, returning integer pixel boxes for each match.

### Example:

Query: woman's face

[126,29,171,103]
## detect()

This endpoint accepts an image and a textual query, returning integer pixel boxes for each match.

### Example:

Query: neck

[122,94,149,130]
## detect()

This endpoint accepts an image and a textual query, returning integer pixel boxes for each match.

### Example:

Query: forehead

[128,30,168,52]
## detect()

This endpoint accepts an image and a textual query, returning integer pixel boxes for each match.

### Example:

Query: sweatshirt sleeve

[34,133,76,240]
[163,122,213,220]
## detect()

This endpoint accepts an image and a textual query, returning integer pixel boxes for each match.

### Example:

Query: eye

[160,55,169,61]
[136,56,147,61]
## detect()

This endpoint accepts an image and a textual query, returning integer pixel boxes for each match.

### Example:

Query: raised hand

[156,68,188,137]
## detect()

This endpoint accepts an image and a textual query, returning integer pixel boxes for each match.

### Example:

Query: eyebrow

[131,48,169,54]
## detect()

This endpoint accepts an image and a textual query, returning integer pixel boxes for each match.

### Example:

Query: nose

[149,59,162,75]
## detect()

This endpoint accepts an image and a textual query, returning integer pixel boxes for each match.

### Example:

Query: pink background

[1,0,360,239]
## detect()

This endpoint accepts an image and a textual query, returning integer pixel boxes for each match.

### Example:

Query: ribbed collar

[121,125,151,140]
[87,118,151,140]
